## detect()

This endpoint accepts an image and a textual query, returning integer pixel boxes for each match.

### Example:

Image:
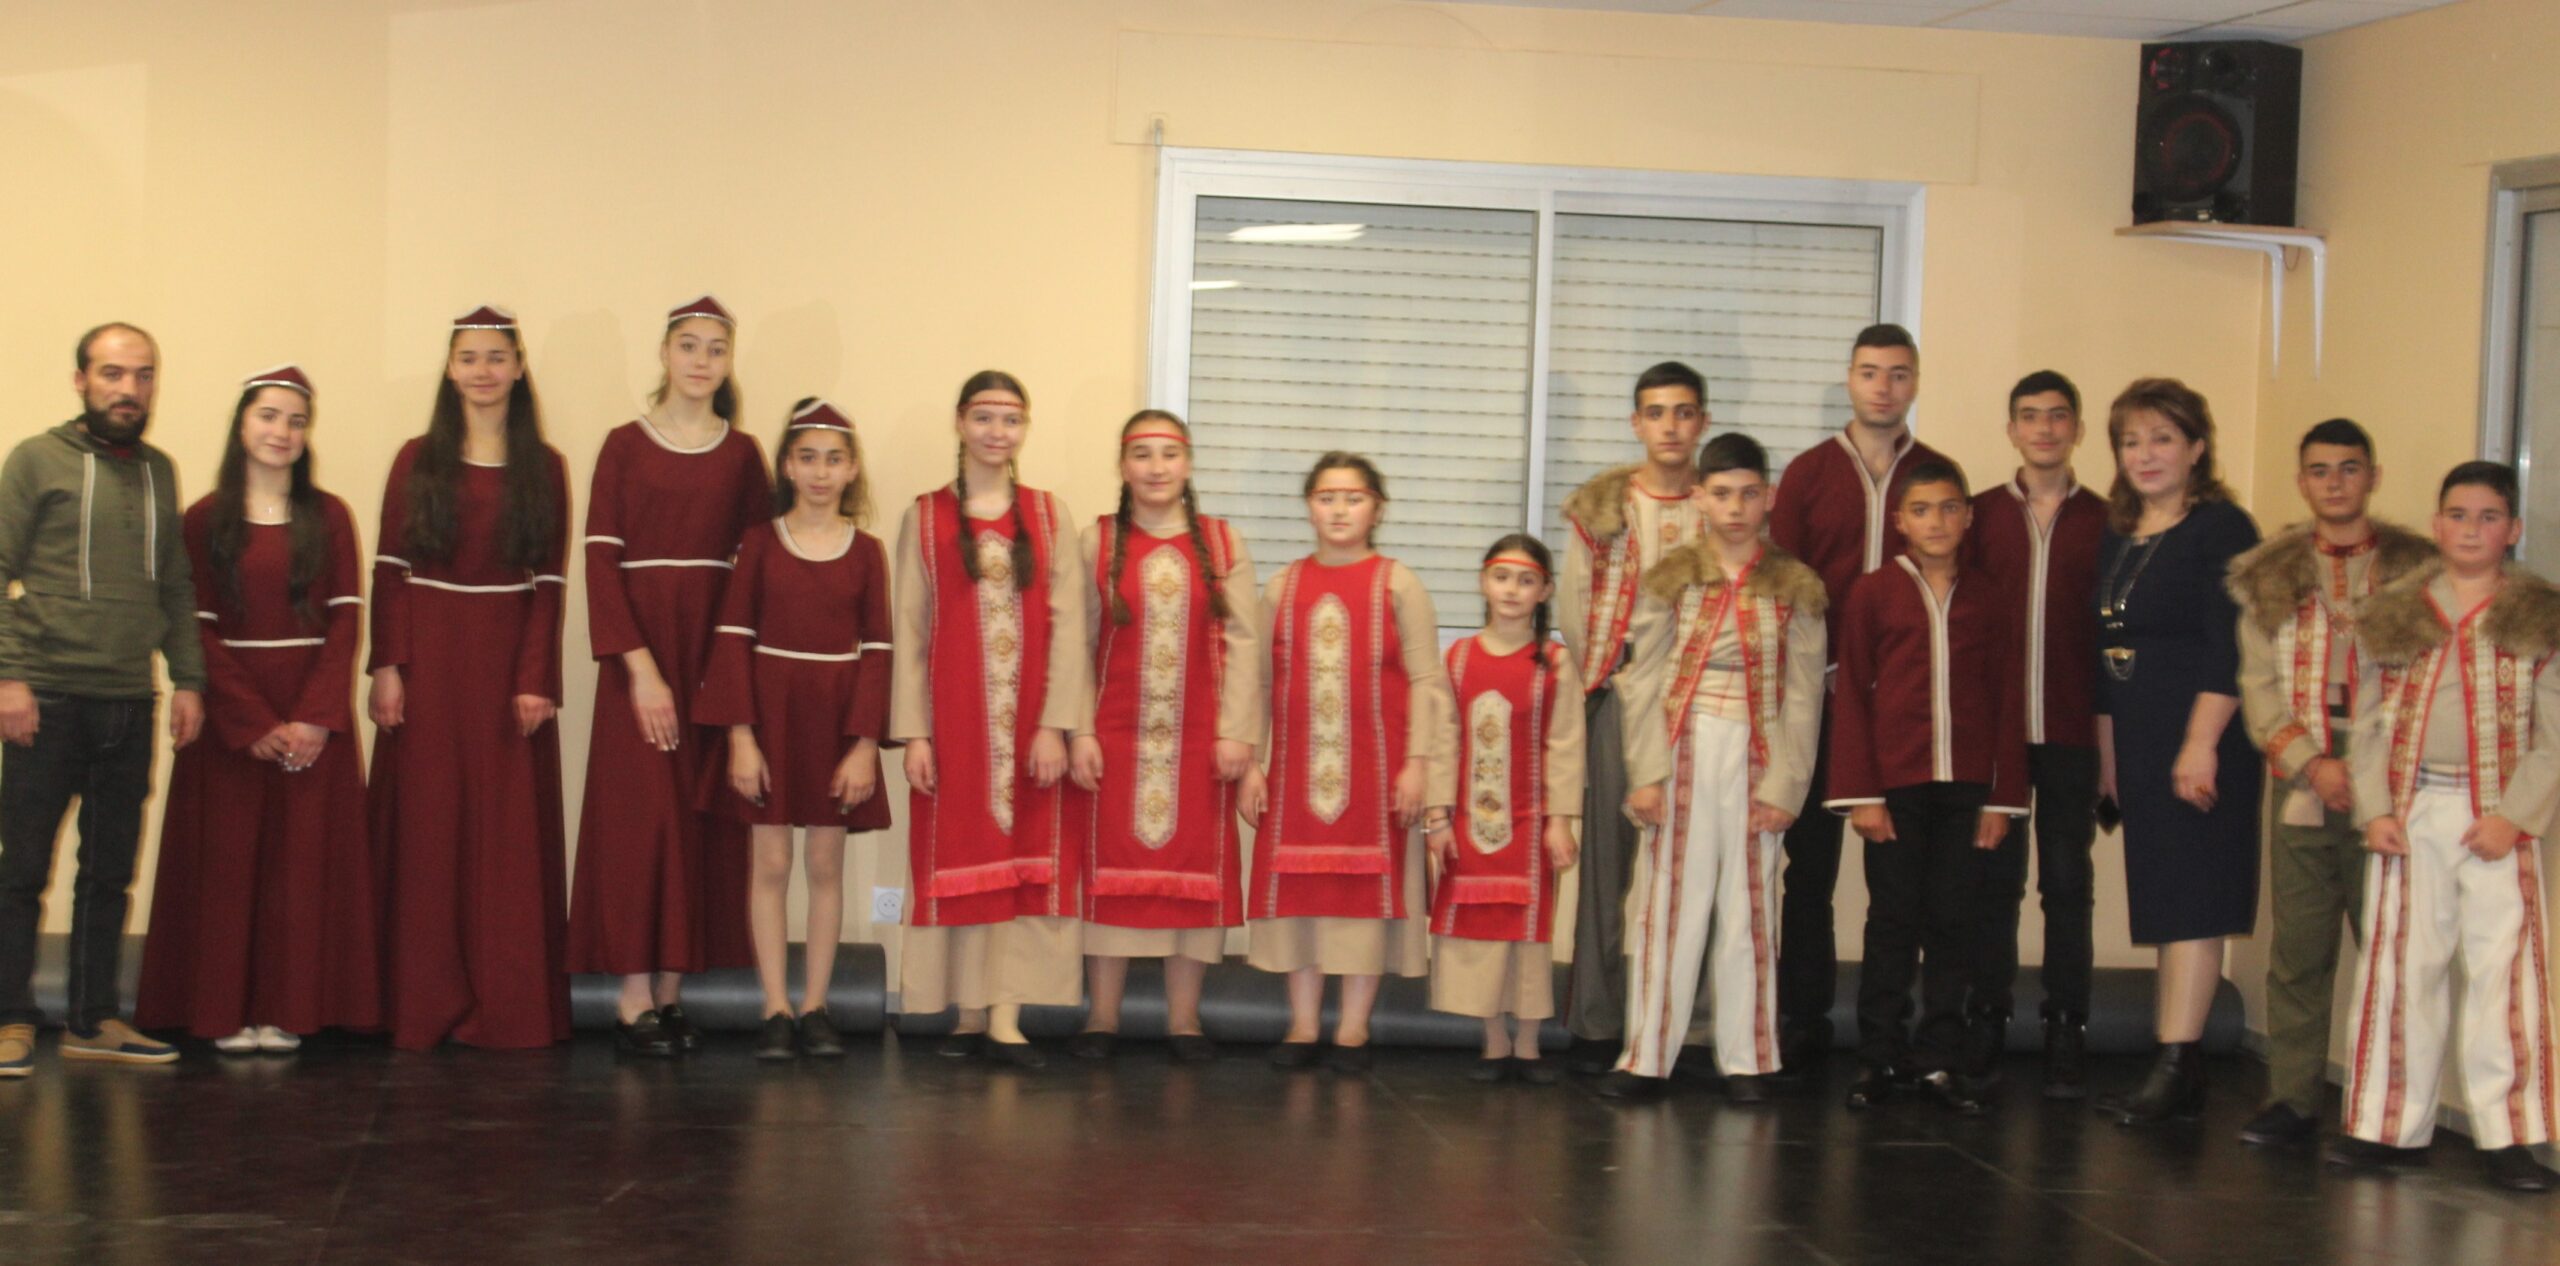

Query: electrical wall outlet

[871,887,904,924]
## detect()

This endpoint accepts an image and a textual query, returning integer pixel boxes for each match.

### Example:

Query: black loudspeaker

[2132,40,2301,226]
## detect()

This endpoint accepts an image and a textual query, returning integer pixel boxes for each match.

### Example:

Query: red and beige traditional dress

[890,485,1092,1013]
[368,438,573,1050]
[696,518,894,829]
[1613,541,1826,1078]
[1427,635,1584,1021]
[2343,562,2560,1152]
[135,495,382,1038]
[1067,516,1261,964]
[1245,554,1453,978]
[566,416,770,977]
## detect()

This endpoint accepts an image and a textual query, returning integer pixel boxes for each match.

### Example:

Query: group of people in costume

[0,309,2550,1191]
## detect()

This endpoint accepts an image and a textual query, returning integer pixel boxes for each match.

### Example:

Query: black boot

[1963,1008,2010,1090]
[2041,1013,2088,1101]
[2094,1042,2206,1125]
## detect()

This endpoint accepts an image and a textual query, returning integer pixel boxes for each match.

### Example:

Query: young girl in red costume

[568,296,771,1057]
[1063,411,1261,1062]
[1428,535,1584,1083]
[891,371,1091,1068]
[699,399,892,1061]
[135,365,381,1051]
[367,305,572,1051]
[1245,452,1454,1072]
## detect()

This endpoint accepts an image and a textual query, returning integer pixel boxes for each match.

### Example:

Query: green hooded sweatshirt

[0,419,207,698]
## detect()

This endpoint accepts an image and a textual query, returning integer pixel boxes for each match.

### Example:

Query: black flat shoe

[988,1039,1046,1070]
[1324,1042,1374,1073]
[615,1011,679,1058]
[937,1032,987,1060]
[1267,1040,1320,1070]
[2482,1145,2557,1192]
[1168,1034,1218,1064]
[755,1012,798,1061]
[798,1009,846,1059]
[1514,1059,1560,1086]
[657,1003,704,1053]
[1846,1065,1902,1111]
[1918,1069,1985,1116]
[1596,1071,1669,1101]
[1067,1030,1116,1061]
[1565,1037,1621,1077]
[1722,1073,1772,1105]
[1468,1056,1512,1083]
[2094,1042,2206,1126]
[2325,1136,2429,1171]
[2238,1102,2318,1146]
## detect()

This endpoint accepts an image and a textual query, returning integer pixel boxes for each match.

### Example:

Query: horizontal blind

[1187,197,1537,623]
[1540,214,1882,547]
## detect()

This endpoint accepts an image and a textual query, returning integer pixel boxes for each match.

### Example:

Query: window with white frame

[1150,150,1924,626]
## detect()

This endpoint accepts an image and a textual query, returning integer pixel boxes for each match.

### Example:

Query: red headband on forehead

[1121,426,1188,447]
[1483,552,1548,579]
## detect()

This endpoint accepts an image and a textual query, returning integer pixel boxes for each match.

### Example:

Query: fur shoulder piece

[1560,464,1644,541]
[1640,541,1828,616]
[2226,519,2435,633]
[2356,562,2560,666]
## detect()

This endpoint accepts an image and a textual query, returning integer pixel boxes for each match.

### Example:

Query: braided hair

[1480,533,1559,688]
[1109,410,1231,626]
[952,370,1036,591]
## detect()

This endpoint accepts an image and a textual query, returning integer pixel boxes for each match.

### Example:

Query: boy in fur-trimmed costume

[2331,462,2560,1193]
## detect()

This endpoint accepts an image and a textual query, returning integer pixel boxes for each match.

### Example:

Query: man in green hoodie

[0,323,206,1075]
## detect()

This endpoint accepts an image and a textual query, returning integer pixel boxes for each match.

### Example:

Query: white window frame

[1147,147,1927,541]
[2479,154,2560,562]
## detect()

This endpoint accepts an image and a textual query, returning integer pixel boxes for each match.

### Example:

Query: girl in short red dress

[1245,452,1454,1072]
[366,305,573,1051]
[1062,411,1261,1062]
[891,371,1092,1068]
[136,365,382,1050]
[699,399,893,1061]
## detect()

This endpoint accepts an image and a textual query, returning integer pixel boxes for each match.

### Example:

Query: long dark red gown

[566,419,769,975]
[135,495,383,1037]
[368,439,572,1050]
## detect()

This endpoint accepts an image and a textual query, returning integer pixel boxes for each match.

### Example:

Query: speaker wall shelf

[2118,222,2327,377]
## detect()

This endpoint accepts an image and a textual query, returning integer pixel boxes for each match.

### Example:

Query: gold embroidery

[1307,594,1351,824]
[1133,547,1188,848]
[977,532,1022,832]
[1467,691,1512,852]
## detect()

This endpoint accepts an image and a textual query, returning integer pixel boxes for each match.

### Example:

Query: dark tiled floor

[0,1035,2552,1265]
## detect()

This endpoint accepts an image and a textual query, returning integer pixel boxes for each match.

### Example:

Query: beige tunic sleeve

[1257,569,1289,759]
[1036,494,1090,734]
[1557,525,1597,677]
[1617,589,1676,790]
[1388,562,1456,810]
[889,501,933,742]
[1216,528,1266,748]
[2497,653,2560,837]
[1073,523,1104,737]
[2237,613,2319,782]
[2349,657,2394,828]
[1755,605,1829,813]
[1544,652,1587,817]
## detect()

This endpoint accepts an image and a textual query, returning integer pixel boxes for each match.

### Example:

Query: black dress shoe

[1267,1040,1321,1070]
[657,1003,704,1053]
[2325,1136,2429,1171]
[1514,1059,1560,1086]
[1468,1056,1512,1083]
[2238,1102,2318,1146]
[2482,1145,2557,1192]
[755,1012,798,1061]
[937,1032,987,1060]
[1722,1073,1772,1105]
[1846,1064,1902,1111]
[615,1010,679,1058]
[1596,1071,1670,1101]
[1067,1030,1116,1061]
[2094,1042,2207,1126]
[1324,1043,1374,1073]
[988,1039,1046,1069]
[798,1009,846,1059]
[1565,1037,1621,1077]
[1918,1069,1985,1115]
[1168,1033,1218,1064]
[2041,1013,2088,1101]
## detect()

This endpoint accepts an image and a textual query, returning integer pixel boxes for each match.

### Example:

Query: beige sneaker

[60,1019,179,1065]
[0,1023,33,1077]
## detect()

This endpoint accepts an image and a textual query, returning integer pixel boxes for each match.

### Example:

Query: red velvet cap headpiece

[241,363,314,398]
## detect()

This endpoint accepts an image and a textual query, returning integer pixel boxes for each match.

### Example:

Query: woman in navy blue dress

[2089,378,2261,1126]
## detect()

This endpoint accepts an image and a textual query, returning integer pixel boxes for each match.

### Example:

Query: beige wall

[7,1,2304,988]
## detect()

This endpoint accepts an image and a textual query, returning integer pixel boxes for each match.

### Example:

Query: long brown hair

[1106,410,1229,626]
[2103,376,2229,534]
[208,385,328,626]
[952,370,1036,591]
[773,397,872,526]
[1302,450,1388,547]
[404,327,558,568]
[650,315,740,423]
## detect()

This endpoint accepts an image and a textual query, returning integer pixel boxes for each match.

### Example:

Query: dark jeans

[1973,744,2099,1020]
[1855,781,1990,1072]
[1779,705,1841,1028]
[0,692,157,1029]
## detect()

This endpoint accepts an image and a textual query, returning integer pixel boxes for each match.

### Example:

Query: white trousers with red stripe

[2343,782,2557,1150]
[1617,712,1782,1079]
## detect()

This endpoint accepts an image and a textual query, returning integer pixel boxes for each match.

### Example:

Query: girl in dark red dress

[699,399,893,1061]
[136,365,382,1051]
[1062,412,1262,1062]
[366,305,573,1051]
[567,296,771,1057]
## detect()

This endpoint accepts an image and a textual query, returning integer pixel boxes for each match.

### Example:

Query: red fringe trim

[1444,876,1532,906]
[928,857,1054,898]
[1270,845,1390,876]
[1092,868,1222,902]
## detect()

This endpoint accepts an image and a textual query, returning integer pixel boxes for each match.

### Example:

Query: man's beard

[80,404,150,445]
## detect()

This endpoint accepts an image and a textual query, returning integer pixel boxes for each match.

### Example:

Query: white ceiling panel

[1695,0,1991,24]
[1432,0,2471,40]
[1934,10,2195,36]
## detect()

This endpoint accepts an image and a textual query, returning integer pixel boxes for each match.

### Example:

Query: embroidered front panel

[1306,593,1352,824]
[1132,546,1189,848]
[1467,691,1513,853]
[1578,528,1638,685]
[976,531,1023,832]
